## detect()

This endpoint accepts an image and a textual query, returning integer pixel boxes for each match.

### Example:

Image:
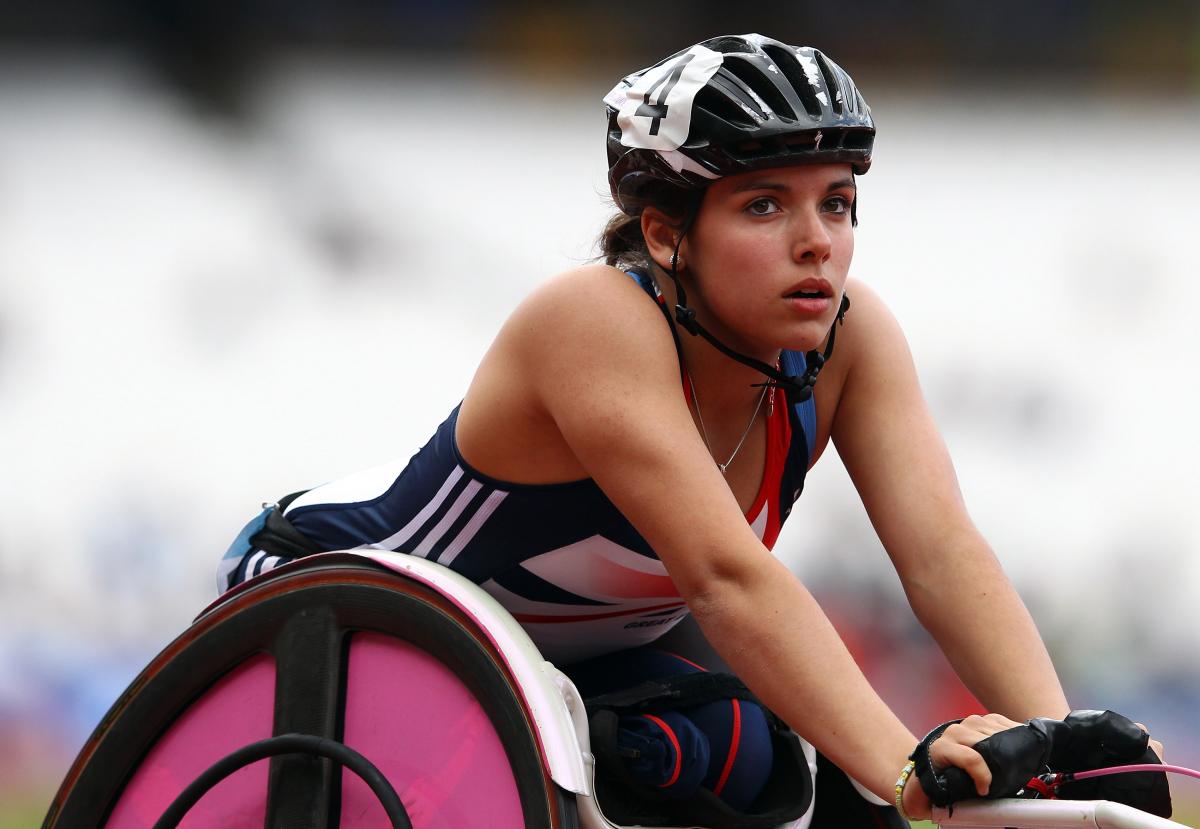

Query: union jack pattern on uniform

[219,272,818,664]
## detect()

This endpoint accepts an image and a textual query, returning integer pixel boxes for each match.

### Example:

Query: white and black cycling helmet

[605,33,875,214]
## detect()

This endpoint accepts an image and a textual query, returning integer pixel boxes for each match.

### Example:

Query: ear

[641,207,686,273]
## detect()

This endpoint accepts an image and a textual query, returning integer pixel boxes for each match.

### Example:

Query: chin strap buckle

[674,305,701,336]
[787,382,814,402]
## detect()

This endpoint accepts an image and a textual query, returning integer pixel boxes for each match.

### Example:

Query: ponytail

[598,212,647,269]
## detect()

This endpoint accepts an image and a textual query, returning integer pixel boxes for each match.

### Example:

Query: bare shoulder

[503,264,680,381]
[836,277,912,372]
[509,264,672,340]
[823,278,920,408]
[830,275,931,443]
[458,264,684,483]
[811,278,913,460]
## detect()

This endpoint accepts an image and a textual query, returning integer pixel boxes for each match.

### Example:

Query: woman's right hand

[927,713,1023,795]
[900,713,1023,818]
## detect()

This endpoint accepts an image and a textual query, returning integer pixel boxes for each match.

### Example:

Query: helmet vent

[722,55,797,122]
[725,138,774,161]
[812,51,844,115]
[782,133,822,151]
[705,35,758,55]
[850,89,868,116]
[695,85,759,130]
[840,129,873,151]
[760,45,819,121]
[773,51,824,121]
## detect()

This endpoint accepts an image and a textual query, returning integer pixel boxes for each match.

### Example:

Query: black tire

[44,559,578,828]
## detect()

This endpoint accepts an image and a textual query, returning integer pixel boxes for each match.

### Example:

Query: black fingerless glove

[914,719,1054,806]
[1042,710,1172,818]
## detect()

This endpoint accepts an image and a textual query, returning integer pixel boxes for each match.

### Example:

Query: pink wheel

[44,560,577,828]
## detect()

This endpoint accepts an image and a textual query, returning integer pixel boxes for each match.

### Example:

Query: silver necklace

[686,373,769,475]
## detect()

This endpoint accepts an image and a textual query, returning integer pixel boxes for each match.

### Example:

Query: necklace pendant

[686,366,766,480]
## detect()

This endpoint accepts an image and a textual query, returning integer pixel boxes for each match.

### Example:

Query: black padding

[251,499,323,559]
[810,751,907,829]
[266,605,345,827]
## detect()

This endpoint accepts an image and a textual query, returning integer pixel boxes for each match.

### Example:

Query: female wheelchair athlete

[43,551,1194,828]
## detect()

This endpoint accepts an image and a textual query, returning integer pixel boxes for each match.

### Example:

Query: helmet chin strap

[665,232,849,403]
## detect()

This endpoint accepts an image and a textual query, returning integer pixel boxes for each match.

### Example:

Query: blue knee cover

[685,695,774,811]
[574,648,775,811]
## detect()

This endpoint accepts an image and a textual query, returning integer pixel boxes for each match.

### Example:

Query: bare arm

[505,266,928,807]
[831,280,1069,721]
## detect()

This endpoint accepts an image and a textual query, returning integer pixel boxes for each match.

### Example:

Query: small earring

[670,252,680,271]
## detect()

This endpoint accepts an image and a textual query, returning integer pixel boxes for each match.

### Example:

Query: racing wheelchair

[43,552,1193,828]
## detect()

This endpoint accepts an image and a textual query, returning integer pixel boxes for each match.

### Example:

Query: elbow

[900,559,977,629]
[899,546,1013,634]
[901,577,941,632]
[895,548,964,631]
[677,549,786,623]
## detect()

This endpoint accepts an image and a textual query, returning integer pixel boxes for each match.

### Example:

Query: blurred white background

[1,5,1197,822]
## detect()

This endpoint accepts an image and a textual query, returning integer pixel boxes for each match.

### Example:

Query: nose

[791,209,833,264]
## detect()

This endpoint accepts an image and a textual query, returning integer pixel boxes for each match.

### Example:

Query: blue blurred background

[1,2,1198,825]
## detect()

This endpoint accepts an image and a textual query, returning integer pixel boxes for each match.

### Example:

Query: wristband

[894,759,916,820]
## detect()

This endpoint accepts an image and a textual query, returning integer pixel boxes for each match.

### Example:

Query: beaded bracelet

[894,759,916,820]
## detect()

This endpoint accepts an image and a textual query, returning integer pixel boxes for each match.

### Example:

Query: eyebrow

[730,177,857,194]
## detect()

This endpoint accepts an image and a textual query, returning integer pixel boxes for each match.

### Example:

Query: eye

[745,197,781,216]
[823,195,853,215]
